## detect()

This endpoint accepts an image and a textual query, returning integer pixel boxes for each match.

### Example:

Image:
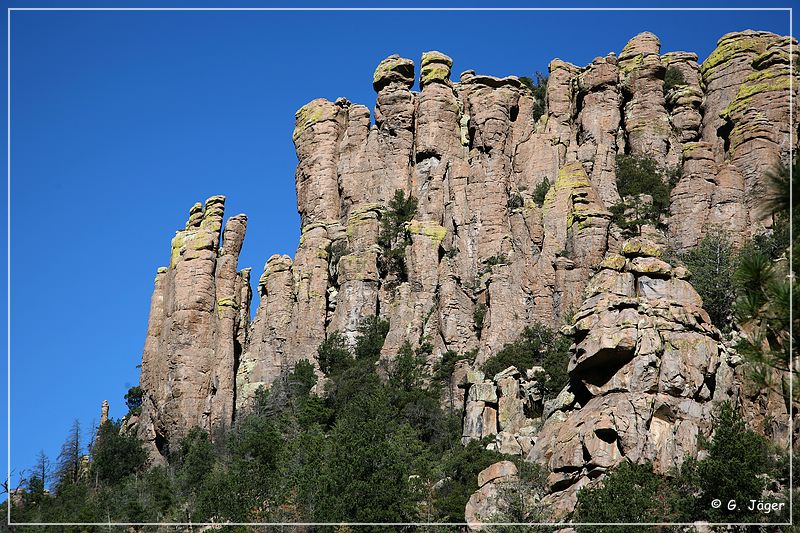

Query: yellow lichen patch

[555,163,591,190]
[621,237,663,258]
[681,142,701,157]
[618,53,644,75]
[420,65,450,88]
[421,50,453,68]
[600,254,627,271]
[170,231,187,269]
[700,34,768,77]
[406,220,447,243]
[217,298,237,308]
[293,99,336,141]
[721,67,791,119]
[373,55,414,89]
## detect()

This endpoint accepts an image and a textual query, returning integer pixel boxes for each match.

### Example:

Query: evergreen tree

[682,228,737,330]
[54,419,83,491]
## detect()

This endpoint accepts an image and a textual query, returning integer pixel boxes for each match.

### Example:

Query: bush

[473,303,488,337]
[520,72,548,121]
[92,420,146,485]
[663,66,686,93]
[316,331,351,376]
[507,192,524,210]
[612,154,672,235]
[379,190,418,282]
[433,349,476,383]
[124,386,143,415]
[480,323,570,399]
[694,402,775,521]
[574,462,687,530]
[575,402,785,527]
[174,427,214,490]
[532,178,550,206]
[681,228,737,330]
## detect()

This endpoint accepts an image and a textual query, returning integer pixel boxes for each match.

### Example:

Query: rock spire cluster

[135,30,796,507]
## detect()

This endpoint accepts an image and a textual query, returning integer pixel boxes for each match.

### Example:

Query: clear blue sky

[1,0,793,493]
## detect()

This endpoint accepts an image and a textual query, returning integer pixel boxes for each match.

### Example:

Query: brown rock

[138,196,250,462]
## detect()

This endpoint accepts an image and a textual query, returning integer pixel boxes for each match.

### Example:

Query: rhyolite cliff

[130,30,796,522]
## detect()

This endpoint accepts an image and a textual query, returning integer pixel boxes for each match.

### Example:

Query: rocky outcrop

[137,30,795,474]
[461,366,543,456]
[670,31,798,251]
[138,196,251,461]
[528,238,742,517]
[465,460,519,529]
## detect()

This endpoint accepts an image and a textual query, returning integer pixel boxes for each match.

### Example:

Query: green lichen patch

[600,254,627,271]
[555,163,591,190]
[373,55,414,91]
[293,99,336,141]
[621,237,663,258]
[170,231,187,269]
[420,65,451,88]
[421,50,453,68]
[700,34,768,78]
[721,67,791,119]
[406,220,447,243]
[681,143,700,157]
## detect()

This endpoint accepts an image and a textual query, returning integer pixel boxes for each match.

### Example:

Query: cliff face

[136,29,796,482]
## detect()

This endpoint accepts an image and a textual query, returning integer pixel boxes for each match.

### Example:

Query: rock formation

[135,28,796,509]
[138,196,251,460]
[528,238,745,517]
[465,460,519,528]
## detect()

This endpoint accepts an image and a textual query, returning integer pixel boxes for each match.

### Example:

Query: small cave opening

[582,443,592,462]
[155,431,169,458]
[573,346,636,391]
[717,119,733,158]
[509,104,519,122]
[569,377,593,407]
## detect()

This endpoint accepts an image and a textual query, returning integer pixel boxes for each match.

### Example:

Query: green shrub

[694,402,776,521]
[681,228,737,330]
[480,323,570,399]
[92,420,146,485]
[532,178,550,206]
[507,192,524,210]
[124,386,143,416]
[379,190,418,282]
[575,402,785,527]
[174,427,214,490]
[520,72,548,121]
[433,349,477,383]
[316,331,350,376]
[612,154,673,235]
[473,303,488,337]
[663,66,686,93]
[574,462,687,530]
[479,253,509,276]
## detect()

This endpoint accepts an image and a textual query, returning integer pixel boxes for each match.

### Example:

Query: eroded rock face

[137,31,795,471]
[669,30,798,251]
[138,196,251,461]
[465,460,519,530]
[528,238,741,518]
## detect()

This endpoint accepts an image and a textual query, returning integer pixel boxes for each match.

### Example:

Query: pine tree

[55,419,82,490]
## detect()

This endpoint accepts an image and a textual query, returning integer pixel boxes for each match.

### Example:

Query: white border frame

[5,5,794,528]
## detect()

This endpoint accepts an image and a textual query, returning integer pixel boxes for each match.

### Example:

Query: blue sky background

[0,0,793,495]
